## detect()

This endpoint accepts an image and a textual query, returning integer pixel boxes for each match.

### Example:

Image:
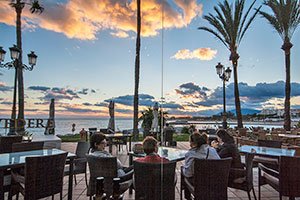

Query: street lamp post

[216,62,232,129]
[0,45,37,134]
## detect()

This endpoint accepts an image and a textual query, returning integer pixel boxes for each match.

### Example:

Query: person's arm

[182,152,194,178]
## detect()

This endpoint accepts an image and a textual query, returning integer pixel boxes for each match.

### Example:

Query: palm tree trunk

[282,40,292,131]
[15,0,25,133]
[133,0,141,140]
[231,55,243,128]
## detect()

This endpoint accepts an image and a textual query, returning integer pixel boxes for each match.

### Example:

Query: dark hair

[216,129,234,144]
[190,132,207,148]
[90,133,106,151]
[142,136,158,155]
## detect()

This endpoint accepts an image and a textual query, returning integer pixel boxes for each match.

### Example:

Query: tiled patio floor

[9,142,300,199]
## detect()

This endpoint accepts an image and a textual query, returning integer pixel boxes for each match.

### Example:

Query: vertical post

[8,60,18,135]
[222,77,227,129]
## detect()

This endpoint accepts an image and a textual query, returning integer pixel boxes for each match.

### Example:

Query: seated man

[136,136,169,163]
[89,133,133,177]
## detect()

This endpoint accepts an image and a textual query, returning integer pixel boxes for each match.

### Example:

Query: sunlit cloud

[0,0,203,40]
[172,48,217,60]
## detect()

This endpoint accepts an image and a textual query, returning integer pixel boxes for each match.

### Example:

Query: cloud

[106,94,155,106]
[0,101,13,105]
[194,81,300,109]
[0,0,203,40]
[82,102,93,106]
[172,48,217,60]
[63,106,98,113]
[78,88,89,95]
[28,86,51,91]
[175,82,208,99]
[0,82,13,92]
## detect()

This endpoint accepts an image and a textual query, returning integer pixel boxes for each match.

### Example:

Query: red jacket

[136,154,169,163]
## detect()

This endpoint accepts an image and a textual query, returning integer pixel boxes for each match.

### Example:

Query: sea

[0,118,287,136]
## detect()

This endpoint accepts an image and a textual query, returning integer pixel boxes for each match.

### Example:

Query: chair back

[86,155,117,196]
[76,141,90,157]
[258,139,282,148]
[24,153,67,200]
[194,157,232,200]
[0,136,23,153]
[133,161,176,200]
[88,128,97,137]
[11,141,44,152]
[279,156,300,197]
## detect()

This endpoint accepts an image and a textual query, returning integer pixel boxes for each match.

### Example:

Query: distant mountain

[228,108,260,116]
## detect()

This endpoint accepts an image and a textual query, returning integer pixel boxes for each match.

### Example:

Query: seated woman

[182,132,220,178]
[89,133,132,177]
[212,129,244,183]
[136,136,169,163]
[182,132,220,200]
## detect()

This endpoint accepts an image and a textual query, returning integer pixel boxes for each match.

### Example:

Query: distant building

[259,108,300,117]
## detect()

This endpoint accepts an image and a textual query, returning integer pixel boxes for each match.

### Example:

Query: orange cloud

[0,0,202,40]
[172,48,217,60]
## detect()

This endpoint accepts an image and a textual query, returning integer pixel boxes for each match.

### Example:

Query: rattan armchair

[64,141,90,187]
[180,157,232,200]
[133,161,176,200]
[258,156,300,200]
[11,153,68,200]
[0,136,23,153]
[228,153,256,200]
[86,155,133,199]
[253,139,282,170]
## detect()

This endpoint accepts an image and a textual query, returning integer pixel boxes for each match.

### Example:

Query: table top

[239,145,295,157]
[0,149,76,169]
[278,134,300,139]
[129,147,187,162]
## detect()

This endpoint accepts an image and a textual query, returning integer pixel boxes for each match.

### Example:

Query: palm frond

[260,0,300,41]
[198,26,229,49]
[29,0,44,14]
[238,0,258,42]
[239,5,262,44]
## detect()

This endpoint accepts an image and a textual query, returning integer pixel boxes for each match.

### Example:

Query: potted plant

[19,130,33,141]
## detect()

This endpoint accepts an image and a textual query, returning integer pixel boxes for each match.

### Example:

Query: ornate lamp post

[0,45,37,134]
[216,62,232,129]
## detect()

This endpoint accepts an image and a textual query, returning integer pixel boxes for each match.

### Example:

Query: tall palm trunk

[282,38,293,131]
[133,0,141,140]
[230,51,243,128]
[15,0,25,133]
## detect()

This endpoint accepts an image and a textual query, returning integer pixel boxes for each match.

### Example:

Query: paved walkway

[9,142,300,199]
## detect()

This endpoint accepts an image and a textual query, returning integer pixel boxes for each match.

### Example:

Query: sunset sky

[0,0,300,119]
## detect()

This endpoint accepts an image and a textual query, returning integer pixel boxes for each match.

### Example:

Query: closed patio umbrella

[107,100,115,132]
[151,102,159,133]
[44,98,55,135]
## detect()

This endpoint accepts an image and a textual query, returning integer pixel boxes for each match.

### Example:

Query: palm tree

[198,0,261,128]
[259,0,300,131]
[9,0,43,132]
[133,0,141,140]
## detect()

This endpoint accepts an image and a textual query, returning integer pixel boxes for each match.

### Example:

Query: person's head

[90,133,107,151]
[142,136,158,155]
[201,132,209,144]
[189,132,207,148]
[216,129,234,144]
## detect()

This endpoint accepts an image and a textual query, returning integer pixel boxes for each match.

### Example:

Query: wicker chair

[258,156,300,200]
[180,157,232,200]
[0,136,23,153]
[64,141,90,187]
[86,155,133,199]
[133,161,176,200]
[253,140,282,169]
[11,141,44,152]
[228,153,256,200]
[11,153,68,200]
